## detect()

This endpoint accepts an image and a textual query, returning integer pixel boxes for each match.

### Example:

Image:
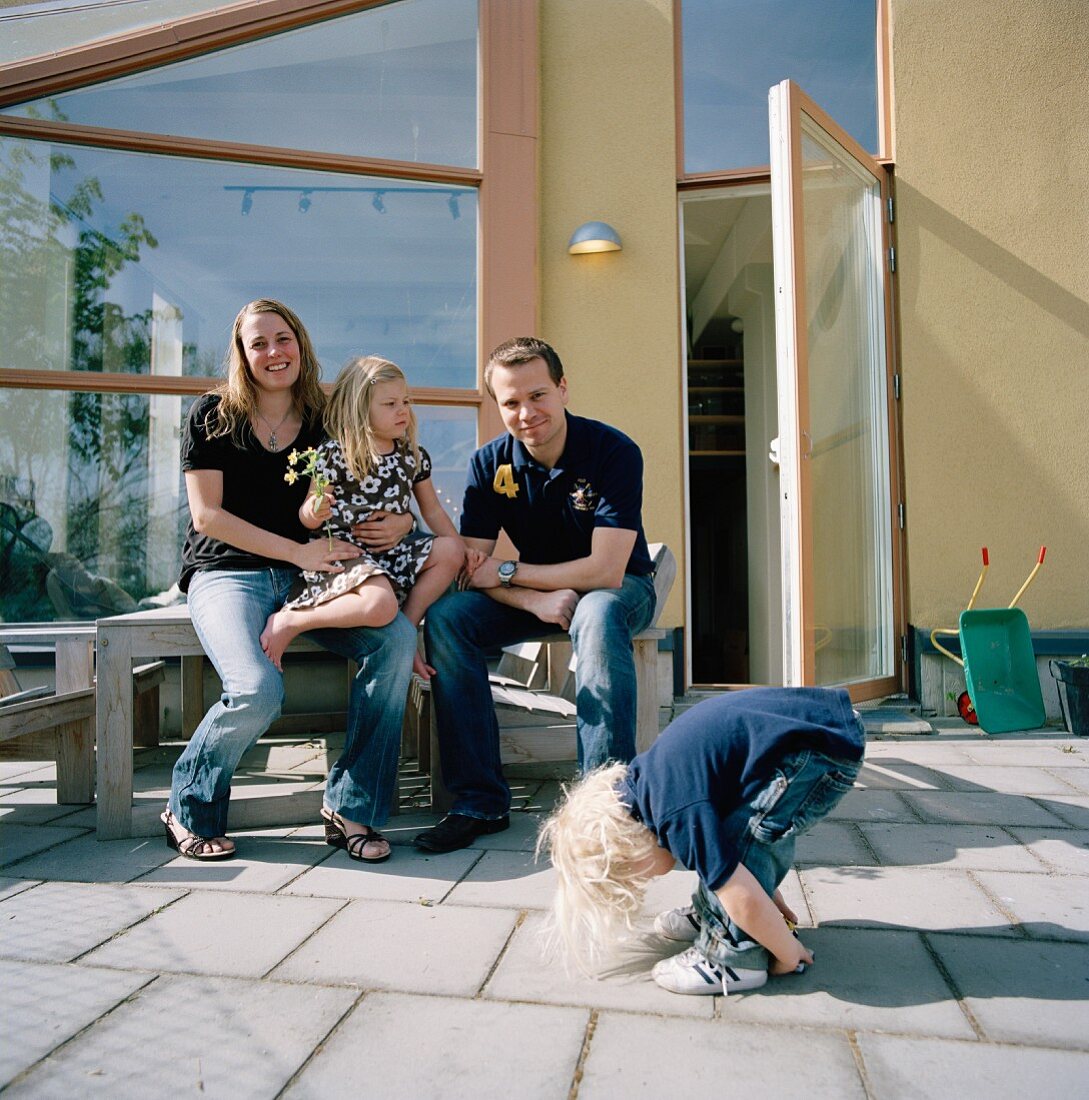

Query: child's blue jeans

[692,740,863,973]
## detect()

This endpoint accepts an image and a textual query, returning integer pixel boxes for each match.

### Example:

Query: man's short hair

[484,337,565,395]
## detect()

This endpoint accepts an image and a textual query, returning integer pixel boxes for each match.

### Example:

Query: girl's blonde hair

[536,763,661,973]
[325,355,419,483]
[205,298,325,443]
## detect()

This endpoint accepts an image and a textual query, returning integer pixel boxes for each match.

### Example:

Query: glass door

[769,79,903,698]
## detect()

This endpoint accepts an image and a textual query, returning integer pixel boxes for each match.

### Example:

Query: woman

[163,299,416,862]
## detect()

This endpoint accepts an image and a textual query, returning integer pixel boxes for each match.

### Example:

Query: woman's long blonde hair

[536,763,660,974]
[325,355,419,482]
[204,299,326,442]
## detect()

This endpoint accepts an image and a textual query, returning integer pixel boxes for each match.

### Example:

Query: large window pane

[1,387,194,622]
[0,136,477,387]
[0,391,478,622]
[0,2,223,66]
[683,0,878,172]
[800,119,892,686]
[3,0,478,168]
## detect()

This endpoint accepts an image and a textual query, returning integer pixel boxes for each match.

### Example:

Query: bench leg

[96,628,135,839]
[634,636,660,756]
[55,636,95,804]
[428,692,453,813]
[133,686,160,749]
[180,655,204,739]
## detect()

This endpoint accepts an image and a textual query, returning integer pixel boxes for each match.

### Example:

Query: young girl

[259,355,478,680]
[537,687,864,994]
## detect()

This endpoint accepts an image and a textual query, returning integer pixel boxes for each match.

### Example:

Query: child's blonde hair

[536,763,661,973]
[325,355,419,482]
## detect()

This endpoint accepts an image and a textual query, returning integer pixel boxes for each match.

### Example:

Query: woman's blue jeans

[169,567,416,838]
[692,745,863,973]
[423,573,657,819]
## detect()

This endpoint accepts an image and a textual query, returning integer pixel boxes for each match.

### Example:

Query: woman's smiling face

[239,311,301,394]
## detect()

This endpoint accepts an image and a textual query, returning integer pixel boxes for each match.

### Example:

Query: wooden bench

[0,631,164,804]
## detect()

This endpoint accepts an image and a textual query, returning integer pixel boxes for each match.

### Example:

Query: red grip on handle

[981,547,989,566]
[1038,546,1047,563]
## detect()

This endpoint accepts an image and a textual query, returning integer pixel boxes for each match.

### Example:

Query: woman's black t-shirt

[178,393,326,591]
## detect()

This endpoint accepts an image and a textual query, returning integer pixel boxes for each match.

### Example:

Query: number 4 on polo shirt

[493,464,519,499]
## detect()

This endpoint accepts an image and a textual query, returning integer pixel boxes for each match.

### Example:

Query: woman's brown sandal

[161,810,235,861]
[321,807,391,864]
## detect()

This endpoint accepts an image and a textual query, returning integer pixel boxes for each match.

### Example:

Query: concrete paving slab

[468,809,544,851]
[857,1033,1089,1099]
[858,823,1048,872]
[138,836,333,892]
[272,898,517,995]
[863,743,976,766]
[960,742,1089,767]
[802,866,1017,935]
[0,959,151,1090]
[899,790,1072,828]
[445,848,555,908]
[973,870,1089,940]
[705,926,975,1040]
[5,972,356,1098]
[1047,766,1089,793]
[0,881,185,962]
[641,866,700,917]
[581,1013,866,1098]
[0,822,88,867]
[856,762,951,790]
[1037,794,1089,828]
[795,821,878,867]
[82,890,343,977]
[0,876,37,901]
[826,790,920,823]
[6,830,177,882]
[483,910,713,1019]
[1005,826,1089,874]
[925,934,1089,1050]
[283,842,479,902]
[286,990,587,1100]
[936,765,1083,795]
[0,761,54,782]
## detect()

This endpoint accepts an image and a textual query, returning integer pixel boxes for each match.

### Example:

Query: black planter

[1050,660,1089,736]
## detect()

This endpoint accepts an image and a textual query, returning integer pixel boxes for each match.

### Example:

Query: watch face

[498,561,517,582]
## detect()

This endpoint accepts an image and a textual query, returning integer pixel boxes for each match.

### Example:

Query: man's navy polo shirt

[460,413,654,575]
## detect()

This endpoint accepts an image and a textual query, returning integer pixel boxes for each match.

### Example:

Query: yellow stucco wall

[892,0,1089,628]
[538,0,685,628]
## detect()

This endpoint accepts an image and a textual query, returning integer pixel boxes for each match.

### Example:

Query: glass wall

[0,136,478,387]
[0,0,486,623]
[682,0,878,172]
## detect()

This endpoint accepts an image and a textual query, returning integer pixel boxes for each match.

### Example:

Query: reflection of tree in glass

[0,128,165,620]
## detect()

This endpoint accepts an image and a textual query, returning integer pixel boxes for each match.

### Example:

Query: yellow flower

[284,469,299,485]
[287,448,300,465]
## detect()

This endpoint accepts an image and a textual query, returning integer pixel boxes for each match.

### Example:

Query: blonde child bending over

[537,687,864,995]
[260,355,481,677]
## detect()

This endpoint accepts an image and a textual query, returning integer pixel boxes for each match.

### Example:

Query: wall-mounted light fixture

[568,220,622,255]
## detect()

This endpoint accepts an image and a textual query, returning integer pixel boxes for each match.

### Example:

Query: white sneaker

[653,904,702,942]
[652,946,768,996]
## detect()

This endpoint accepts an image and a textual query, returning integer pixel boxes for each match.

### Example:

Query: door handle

[768,436,780,468]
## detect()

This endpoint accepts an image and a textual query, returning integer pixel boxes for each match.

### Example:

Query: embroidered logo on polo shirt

[493,464,519,499]
[570,478,597,511]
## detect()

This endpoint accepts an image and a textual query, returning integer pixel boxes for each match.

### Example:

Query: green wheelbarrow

[931,547,1047,734]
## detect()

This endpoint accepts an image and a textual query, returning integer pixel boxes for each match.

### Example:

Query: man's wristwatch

[497,560,519,588]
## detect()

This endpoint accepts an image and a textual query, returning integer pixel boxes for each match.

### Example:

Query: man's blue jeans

[692,743,863,973]
[169,567,417,838]
[423,573,657,818]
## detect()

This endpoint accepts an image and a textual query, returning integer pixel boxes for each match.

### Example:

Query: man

[415,337,657,853]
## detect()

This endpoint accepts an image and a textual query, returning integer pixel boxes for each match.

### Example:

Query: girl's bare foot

[161,809,235,860]
[321,807,391,862]
[260,609,299,670]
[412,650,436,681]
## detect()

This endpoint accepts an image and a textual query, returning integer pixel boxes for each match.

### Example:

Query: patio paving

[1,716,1087,1097]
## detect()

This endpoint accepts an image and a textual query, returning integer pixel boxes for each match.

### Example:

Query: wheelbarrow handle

[1008,546,1047,609]
[930,627,964,668]
[966,548,989,612]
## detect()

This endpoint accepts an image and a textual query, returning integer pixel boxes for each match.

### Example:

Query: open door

[769,79,903,700]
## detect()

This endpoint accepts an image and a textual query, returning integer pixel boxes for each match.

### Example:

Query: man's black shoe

[413,813,510,853]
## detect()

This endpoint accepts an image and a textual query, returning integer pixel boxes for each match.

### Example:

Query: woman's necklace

[254,408,293,452]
